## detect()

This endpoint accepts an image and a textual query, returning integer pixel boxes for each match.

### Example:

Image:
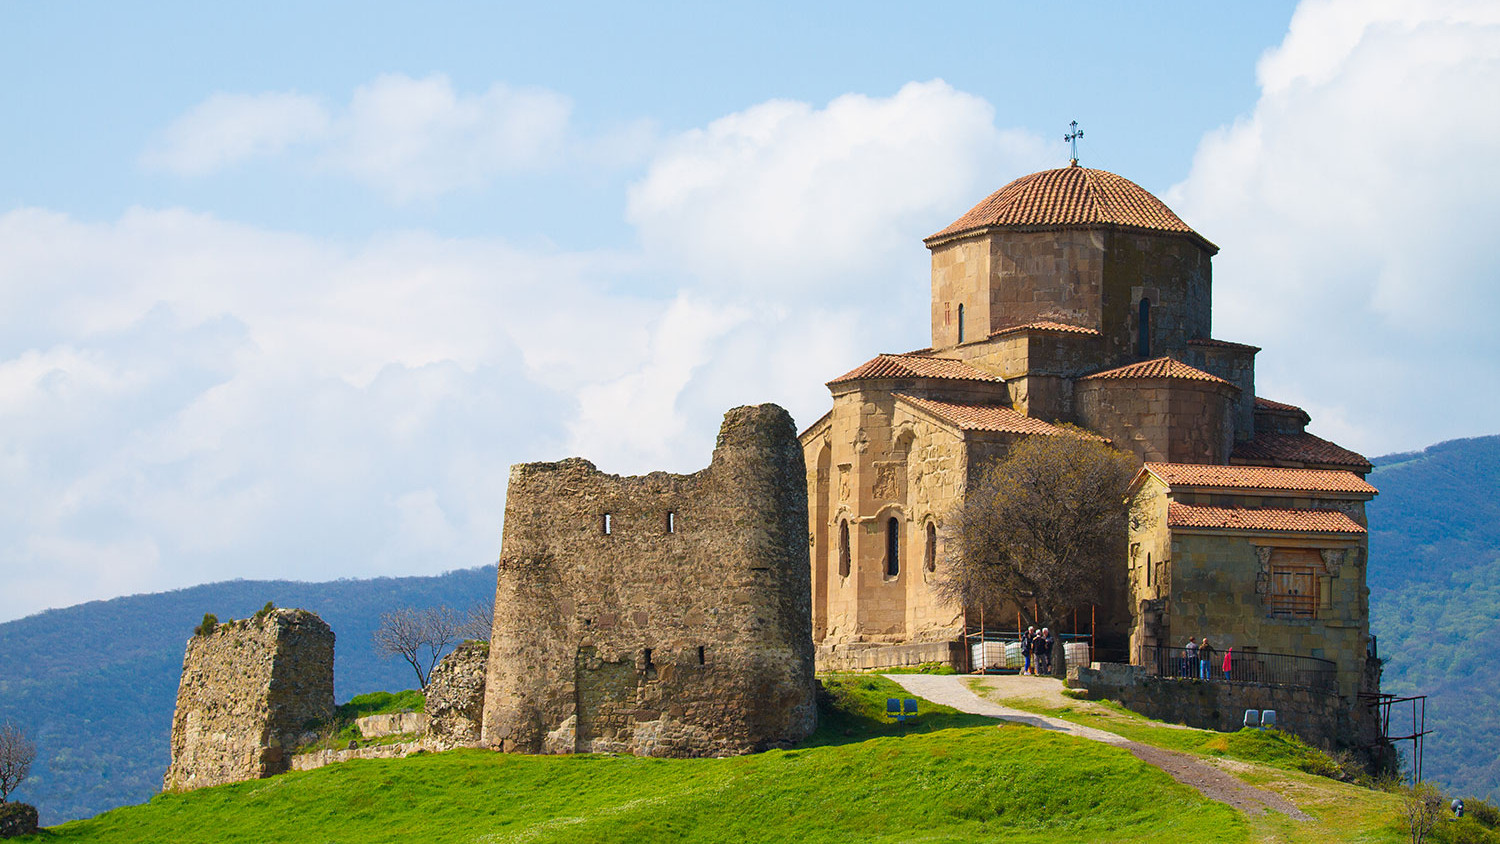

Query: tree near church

[0,722,35,803]
[935,432,1139,639]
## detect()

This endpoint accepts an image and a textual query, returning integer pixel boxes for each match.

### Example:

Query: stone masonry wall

[163,609,334,791]
[482,404,816,757]
[1074,662,1365,756]
[425,640,489,749]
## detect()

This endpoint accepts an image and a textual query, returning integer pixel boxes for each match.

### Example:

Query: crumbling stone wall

[425,640,489,749]
[163,609,334,791]
[482,404,816,757]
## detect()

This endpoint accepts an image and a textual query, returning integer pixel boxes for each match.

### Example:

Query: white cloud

[142,92,330,176]
[143,74,578,200]
[1170,0,1500,456]
[3,81,1061,621]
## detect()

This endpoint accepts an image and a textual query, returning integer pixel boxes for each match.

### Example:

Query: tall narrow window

[957,304,966,343]
[838,519,851,578]
[885,517,900,577]
[666,510,676,534]
[602,513,612,535]
[1146,552,1152,587]
[924,522,937,572]
[1137,298,1151,358]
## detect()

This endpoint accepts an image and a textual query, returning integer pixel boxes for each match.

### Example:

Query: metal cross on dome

[1065,120,1084,165]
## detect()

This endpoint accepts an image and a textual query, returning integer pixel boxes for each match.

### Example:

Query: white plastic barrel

[1004,641,1024,669]
[1063,641,1090,670]
[969,641,1006,670]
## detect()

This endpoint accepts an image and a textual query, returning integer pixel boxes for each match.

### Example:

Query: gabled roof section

[1255,396,1309,415]
[827,353,1002,387]
[1188,338,1262,353]
[1232,431,1372,472]
[1167,502,1365,534]
[924,166,1217,253]
[896,394,1103,439]
[989,321,1102,339]
[1078,356,1233,387]
[1140,463,1377,496]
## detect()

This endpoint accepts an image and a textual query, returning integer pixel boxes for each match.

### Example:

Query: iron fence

[1138,644,1337,693]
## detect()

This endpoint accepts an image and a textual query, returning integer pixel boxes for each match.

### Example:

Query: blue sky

[2,1,1497,621]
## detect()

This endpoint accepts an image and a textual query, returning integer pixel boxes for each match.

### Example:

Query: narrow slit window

[886,517,900,577]
[602,513,612,535]
[1146,552,1152,587]
[643,648,653,667]
[957,304,966,343]
[924,522,937,572]
[838,519,851,578]
[697,645,706,665]
[1137,298,1151,358]
[666,510,676,534]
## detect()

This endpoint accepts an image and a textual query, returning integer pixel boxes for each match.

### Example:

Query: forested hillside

[0,566,496,825]
[1368,435,1500,802]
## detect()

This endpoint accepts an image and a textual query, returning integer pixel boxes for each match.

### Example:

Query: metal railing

[1138,644,1337,693]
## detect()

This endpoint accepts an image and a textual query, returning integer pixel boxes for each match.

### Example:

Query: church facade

[799,164,1378,704]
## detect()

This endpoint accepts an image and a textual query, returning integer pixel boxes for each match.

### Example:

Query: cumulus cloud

[2,81,1057,621]
[1170,0,1500,455]
[143,74,579,200]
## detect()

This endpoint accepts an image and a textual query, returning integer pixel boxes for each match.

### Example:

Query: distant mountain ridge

[0,566,496,825]
[1367,435,1500,802]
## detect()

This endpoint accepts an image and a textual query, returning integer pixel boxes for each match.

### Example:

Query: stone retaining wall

[354,712,428,738]
[1072,662,1351,751]
[815,641,964,672]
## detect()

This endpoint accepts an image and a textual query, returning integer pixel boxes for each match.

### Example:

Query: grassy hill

[16,676,1450,844]
[1368,436,1500,802]
[0,566,496,825]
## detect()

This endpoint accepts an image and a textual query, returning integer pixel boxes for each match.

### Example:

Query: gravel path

[883,674,1310,820]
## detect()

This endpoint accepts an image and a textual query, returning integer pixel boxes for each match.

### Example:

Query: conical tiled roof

[925,165,1216,252]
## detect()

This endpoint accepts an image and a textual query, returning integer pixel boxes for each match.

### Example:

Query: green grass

[28,675,1252,844]
[337,689,425,718]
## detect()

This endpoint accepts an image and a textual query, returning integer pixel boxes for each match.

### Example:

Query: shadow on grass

[800,674,998,748]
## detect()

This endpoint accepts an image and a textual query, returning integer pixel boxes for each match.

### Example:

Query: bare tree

[936,432,1139,632]
[0,723,35,803]
[461,601,493,642]
[1402,782,1444,844]
[372,606,462,689]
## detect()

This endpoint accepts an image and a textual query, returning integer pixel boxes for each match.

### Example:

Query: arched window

[885,517,900,577]
[957,304,966,344]
[1137,298,1151,358]
[924,522,937,572]
[838,519,851,578]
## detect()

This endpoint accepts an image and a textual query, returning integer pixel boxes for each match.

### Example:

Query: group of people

[1181,637,1220,680]
[1019,626,1055,676]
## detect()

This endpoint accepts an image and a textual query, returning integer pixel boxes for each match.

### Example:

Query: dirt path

[884,674,1310,820]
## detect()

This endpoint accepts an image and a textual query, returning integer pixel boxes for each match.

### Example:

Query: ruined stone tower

[163,608,334,791]
[482,404,817,757]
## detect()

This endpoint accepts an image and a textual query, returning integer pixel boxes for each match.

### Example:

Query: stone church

[799,162,1378,704]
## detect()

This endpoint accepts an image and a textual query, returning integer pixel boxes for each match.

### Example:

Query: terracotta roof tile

[827,354,1001,387]
[1167,502,1366,534]
[1255,396,1308,415]
[1079,357,1233,386]
[988,321,1103,339]
[1143,463,1377,495]
[896,394,1103,439]
[1187,338,1261,352]
[1232,431,1372,471]
[925,166,1215,252]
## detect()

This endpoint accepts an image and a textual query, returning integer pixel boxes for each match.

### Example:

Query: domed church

[799,161,1380,725]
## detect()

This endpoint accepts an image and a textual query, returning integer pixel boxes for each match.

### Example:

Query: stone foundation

[815,640,964,672]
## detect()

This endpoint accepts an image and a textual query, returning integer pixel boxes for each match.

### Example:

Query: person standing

[1021,626,1036,676]
[1183,637,1197,679]
[1040,628,1055,675]
[1198,638,1215,680]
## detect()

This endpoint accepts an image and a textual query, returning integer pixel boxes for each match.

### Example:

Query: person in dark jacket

[1198,638,1215,680]
[1021,626,1036,675]
[1039,628,1055,674]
